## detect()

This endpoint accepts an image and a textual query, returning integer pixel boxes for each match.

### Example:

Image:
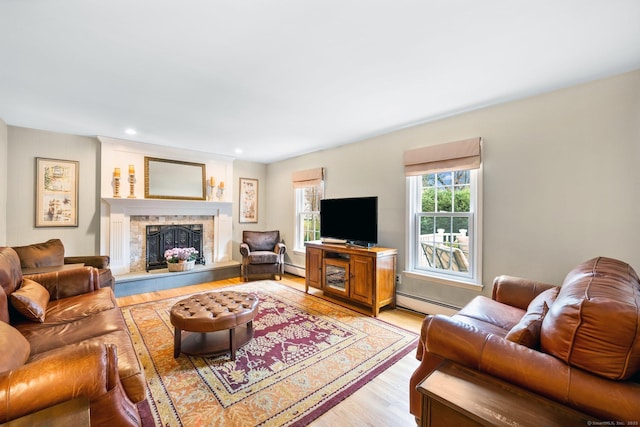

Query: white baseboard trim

[396,293,459,316]
[284,264,305,277]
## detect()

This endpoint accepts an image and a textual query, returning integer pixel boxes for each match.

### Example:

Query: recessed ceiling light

[234,148,243,154]
[125,128,137,135]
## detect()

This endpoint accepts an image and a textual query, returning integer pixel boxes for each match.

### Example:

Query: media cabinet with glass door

[304,241,397,316]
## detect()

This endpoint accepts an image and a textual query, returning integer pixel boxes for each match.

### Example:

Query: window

[292,167,324,252]
[408,169,480,284]
[295,184,323,251]
[404,138,482,286]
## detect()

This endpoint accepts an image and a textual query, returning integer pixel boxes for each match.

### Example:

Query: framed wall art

[239,177,258,223]
[35,157,79,227]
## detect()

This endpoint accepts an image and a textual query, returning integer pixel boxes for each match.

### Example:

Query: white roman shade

[404,137,482,176]
[292,167,324,188]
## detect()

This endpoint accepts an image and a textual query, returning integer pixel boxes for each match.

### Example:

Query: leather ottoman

[169,290,259,360]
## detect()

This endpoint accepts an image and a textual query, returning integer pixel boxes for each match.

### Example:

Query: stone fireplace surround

[101,198,232,276]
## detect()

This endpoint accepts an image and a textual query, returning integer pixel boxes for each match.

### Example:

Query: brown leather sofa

[12,239,114,289]
[240,230,286,281]
[0,247,146,426]
[410,256,640,423]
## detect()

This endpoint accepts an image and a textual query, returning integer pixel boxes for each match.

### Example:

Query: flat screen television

[320,196,378,247]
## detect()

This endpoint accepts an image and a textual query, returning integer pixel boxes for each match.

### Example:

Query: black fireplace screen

[145,224,205,271]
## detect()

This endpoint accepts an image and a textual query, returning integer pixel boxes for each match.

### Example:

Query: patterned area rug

[122,281,417,427]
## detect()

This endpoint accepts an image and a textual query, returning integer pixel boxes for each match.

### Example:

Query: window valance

[403,137,481,176]
[292,167,324,188]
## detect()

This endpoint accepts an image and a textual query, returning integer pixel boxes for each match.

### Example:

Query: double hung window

[404,139,482,286]
[292,168,324,252]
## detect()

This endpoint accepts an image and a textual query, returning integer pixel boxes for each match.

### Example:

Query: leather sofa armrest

[22,267,100,300]
[0,343,121,423]
[491,275,558,310]
[240,243,251,257]
[65,255,110,269]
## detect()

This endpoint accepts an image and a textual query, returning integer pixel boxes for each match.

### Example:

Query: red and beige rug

[122,281,417,426]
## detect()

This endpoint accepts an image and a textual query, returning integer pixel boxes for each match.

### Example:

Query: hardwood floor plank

[116,274,423,427]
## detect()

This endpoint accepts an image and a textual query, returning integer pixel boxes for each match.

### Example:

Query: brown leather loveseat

[410,256,640,423]
[0,247,146,426]
[12,238,114,289]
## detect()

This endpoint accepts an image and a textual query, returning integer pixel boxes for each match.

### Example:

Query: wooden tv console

[304,241,397,316]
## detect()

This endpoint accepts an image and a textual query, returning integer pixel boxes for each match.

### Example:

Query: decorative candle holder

[128,173,136,198]
[113,168,121,198]
[113,176,121,198]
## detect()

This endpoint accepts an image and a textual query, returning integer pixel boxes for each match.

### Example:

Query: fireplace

[100,198,233,275]
[146,224,205,271]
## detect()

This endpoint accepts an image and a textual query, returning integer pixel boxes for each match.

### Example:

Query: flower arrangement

[164,247,198,263]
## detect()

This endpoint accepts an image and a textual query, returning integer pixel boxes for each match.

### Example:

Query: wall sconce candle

[129,164,135,174]
[114,168,121,178]
[207,177,225,200]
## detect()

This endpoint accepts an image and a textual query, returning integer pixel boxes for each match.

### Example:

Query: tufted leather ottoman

[169,291,259,360]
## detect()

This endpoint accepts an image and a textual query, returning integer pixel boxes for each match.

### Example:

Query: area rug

[122,281,418,427]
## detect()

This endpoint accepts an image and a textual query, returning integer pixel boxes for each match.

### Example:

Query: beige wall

[6,127,101,255]
[0,118,7,245]
[265,69,640,308]
[231,160,268,264]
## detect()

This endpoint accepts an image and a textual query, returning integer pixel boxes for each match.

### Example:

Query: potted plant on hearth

[165,247,198,272]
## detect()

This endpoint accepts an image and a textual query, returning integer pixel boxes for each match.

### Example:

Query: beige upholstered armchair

[240,230,286,281]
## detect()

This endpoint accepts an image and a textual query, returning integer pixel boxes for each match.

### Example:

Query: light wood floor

[117,275,423,427]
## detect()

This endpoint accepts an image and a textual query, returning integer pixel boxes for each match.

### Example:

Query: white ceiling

[1,1,639,163]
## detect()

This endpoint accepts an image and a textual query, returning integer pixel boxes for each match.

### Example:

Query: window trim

[406,167,483,288]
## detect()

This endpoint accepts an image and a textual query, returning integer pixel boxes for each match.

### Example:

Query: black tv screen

[320,196,378,246]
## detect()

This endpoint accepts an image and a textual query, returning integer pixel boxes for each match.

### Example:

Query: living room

[2,69,638,310]
[1,2,640,426]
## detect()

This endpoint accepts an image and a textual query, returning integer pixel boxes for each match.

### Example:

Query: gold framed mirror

[144,157,206,200]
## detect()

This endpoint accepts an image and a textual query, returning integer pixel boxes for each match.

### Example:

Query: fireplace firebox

[146,224,205,271]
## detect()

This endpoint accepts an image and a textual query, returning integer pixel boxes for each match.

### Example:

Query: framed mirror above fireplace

[144,157,206,200]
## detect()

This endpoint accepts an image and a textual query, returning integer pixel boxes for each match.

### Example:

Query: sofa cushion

[10,278,50,322]
[43,287,116,323]
[0,320,30,372]
[541,257,640,380]
[506,287,559,348]
[12,239,64,269]
[457,296,525,332]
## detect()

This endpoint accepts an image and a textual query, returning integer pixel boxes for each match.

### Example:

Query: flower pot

[167,260,195,272]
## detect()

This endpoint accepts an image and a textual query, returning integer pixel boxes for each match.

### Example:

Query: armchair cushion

[10,278,50,322]
[243,230,280,252]
[0,321,30,372]
[12,239,64,269]
[249,251,279,264]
